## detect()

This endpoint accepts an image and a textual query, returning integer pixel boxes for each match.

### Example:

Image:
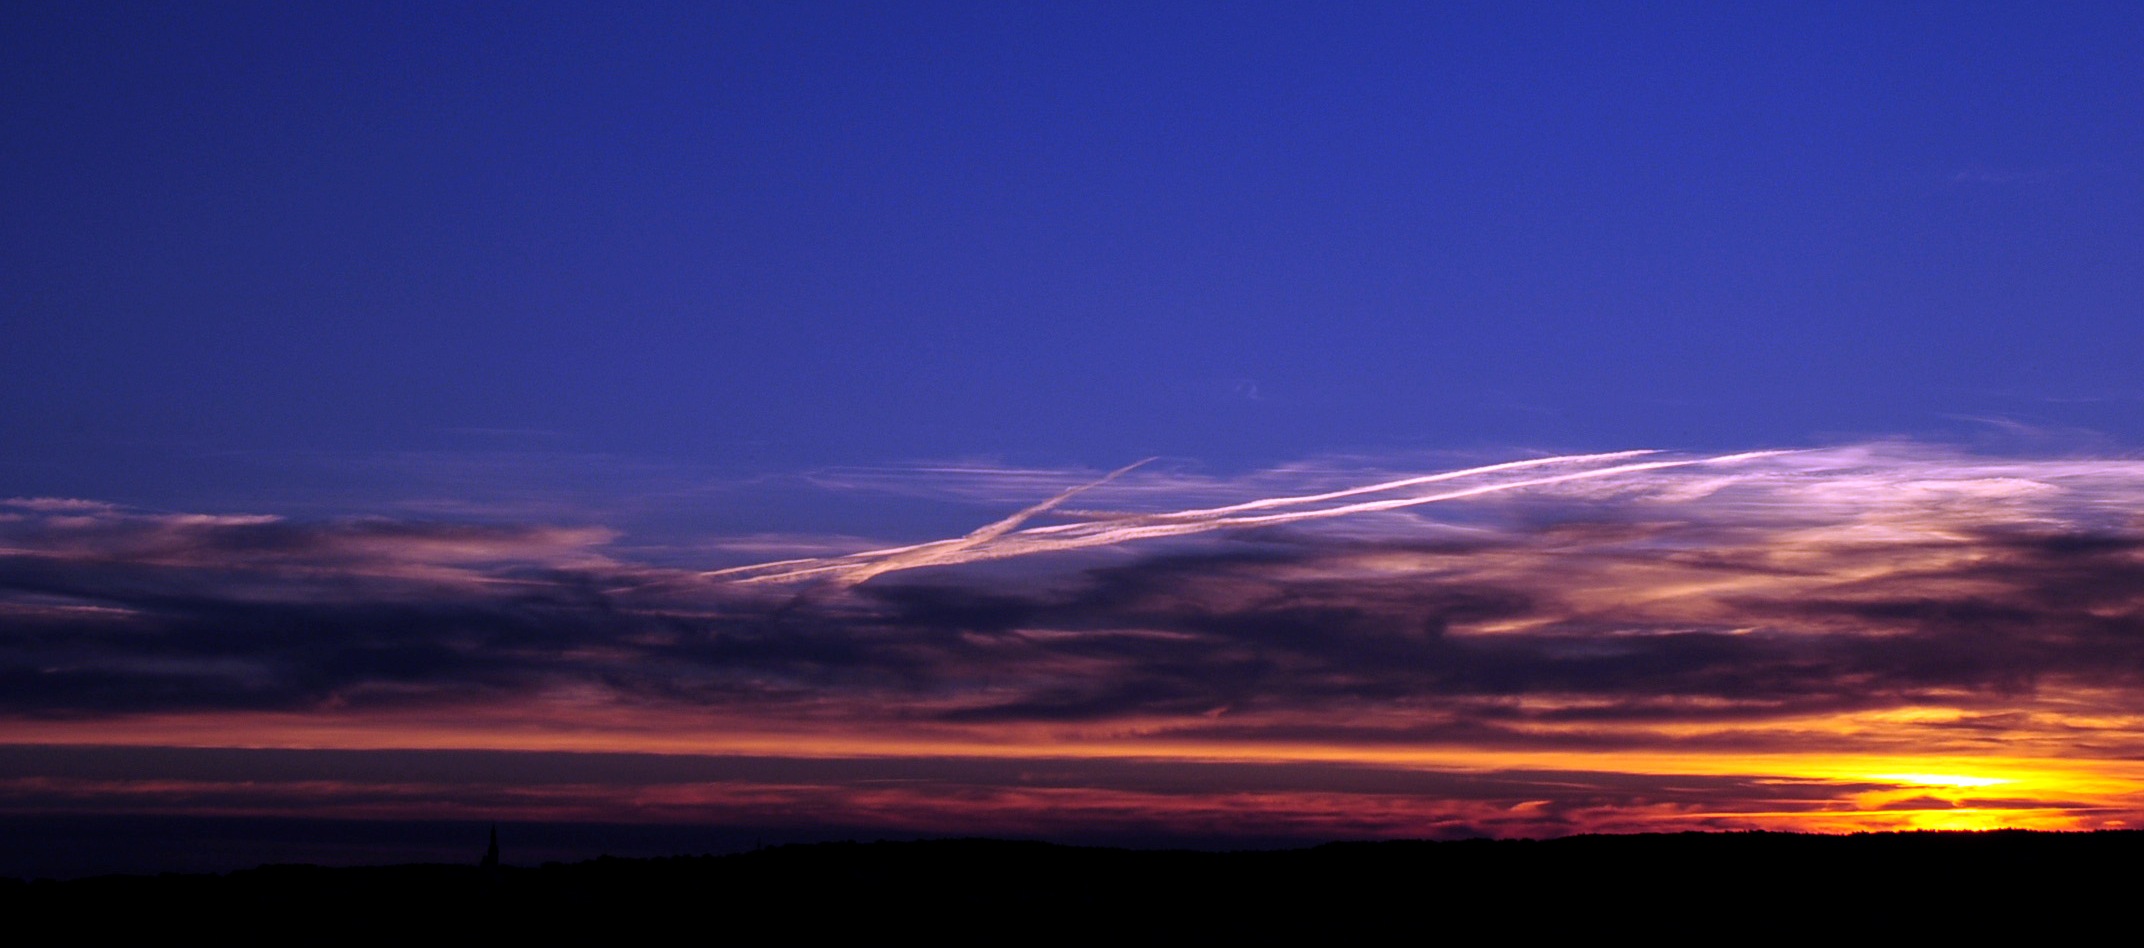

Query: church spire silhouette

[481,823,499,869]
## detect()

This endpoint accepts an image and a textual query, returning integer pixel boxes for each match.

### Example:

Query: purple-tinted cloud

[8,444,2144,834]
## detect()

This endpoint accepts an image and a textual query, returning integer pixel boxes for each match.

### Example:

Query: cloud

[710,458,1155,587]
[1949,166,2063,185]
[715,449,1753,584]
[7,444,2144,728]
[9,443,2144,834]
[0,743,1925,842]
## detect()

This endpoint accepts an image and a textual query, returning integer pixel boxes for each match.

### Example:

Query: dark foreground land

[5,831,2133,940]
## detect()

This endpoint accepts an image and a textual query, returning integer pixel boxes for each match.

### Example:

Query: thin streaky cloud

[707,458,1153,586]
[724,450,1791,586]
[1052,449,1658,521]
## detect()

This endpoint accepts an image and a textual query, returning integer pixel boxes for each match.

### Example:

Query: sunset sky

[5,3,2144,872]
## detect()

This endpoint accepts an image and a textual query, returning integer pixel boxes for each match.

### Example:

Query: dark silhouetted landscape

[5,831,2133,939]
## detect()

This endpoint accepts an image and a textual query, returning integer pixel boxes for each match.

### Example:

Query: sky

[4,2,2144,872]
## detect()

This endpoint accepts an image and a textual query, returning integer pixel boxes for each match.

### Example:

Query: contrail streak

[705,458,1152,585]
[720,449,1792,586]
[1050,449,1657,523]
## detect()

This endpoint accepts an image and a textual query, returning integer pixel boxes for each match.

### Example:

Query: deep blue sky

[5,2,2141,513]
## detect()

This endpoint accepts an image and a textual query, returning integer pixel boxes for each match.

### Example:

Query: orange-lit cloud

[9,443,2144,840]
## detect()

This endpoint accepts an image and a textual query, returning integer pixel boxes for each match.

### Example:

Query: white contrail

[704,458,1152,585]
[927,451,1793,561]
[1047,449,1658,524]
[718,449,1792,587]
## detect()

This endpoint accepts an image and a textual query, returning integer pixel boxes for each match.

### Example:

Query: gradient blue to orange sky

[5,2,2144,873]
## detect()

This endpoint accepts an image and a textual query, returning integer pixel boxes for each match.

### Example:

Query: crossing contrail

[712,449,1793,587]
[1046,449,1658,523]
[704,458,1153,586]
